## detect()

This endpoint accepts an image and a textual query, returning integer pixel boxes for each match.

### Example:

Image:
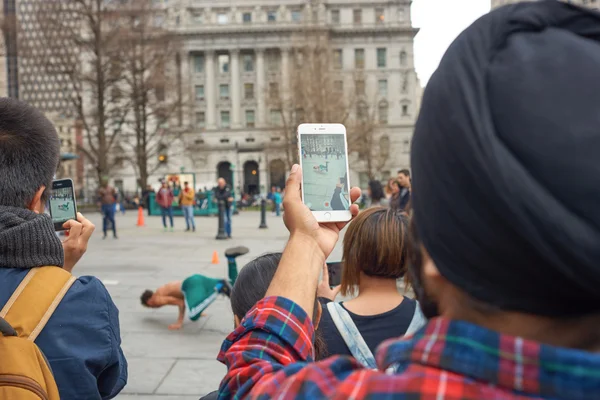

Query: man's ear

[234,315,241,328]
[28,186,46,214]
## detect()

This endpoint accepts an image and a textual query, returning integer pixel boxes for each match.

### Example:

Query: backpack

[0,266,76,399]
[326,300,427,369]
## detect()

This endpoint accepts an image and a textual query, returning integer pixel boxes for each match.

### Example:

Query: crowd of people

[1,2,599,400]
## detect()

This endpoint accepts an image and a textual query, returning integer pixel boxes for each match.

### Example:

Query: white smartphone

[298,123,352,222]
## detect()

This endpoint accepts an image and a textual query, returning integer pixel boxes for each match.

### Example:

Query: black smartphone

[48,178,78,231]
[327,262,343,287]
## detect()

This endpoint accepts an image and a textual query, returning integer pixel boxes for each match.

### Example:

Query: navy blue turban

[412,1,600,316]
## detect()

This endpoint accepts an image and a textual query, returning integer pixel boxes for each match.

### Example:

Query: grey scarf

[0,206,64,268]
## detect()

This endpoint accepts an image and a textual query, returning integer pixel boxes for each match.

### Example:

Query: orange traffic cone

[211,250,219,265]
[136,206,145,227]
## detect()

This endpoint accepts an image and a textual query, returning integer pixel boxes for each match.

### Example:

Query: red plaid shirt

[217,296,600,399]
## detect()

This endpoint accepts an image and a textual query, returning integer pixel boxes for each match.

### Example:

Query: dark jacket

[0,206,127,400]
[391,189,411,211]
[214,185,233,209]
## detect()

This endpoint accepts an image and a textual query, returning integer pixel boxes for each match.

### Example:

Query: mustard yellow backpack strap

[0,266,76,341]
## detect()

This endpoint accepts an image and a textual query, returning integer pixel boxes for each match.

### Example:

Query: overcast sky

[412,0,491,85]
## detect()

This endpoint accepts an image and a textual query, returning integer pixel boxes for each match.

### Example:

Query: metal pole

[259,198,268,229]
[216,200,228,240]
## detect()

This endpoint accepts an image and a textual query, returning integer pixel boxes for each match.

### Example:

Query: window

[243,54,254,72]
[402,104,409,116]
[377,48,387,68]
[267,10,277,22]
[269,82,279,98]
[218,54,230,73]
[333,49,343,69]
[243,12,252,23]
[270,109,282,126]
[217,13,228,24]
[378,102,388,124]
[193,13,203,24]
[195,85,205,100]
[378,79,387,97]
[334,80,343,93]
[219,84,229,100]
[246,110,255,127]
[221,111,230,128]
[155,85,165,101]
[403,139,410,153]
[379,135,390,158]
[244,83,254,99]
[246,137,256,143]
[194,55,204,73]
[331,9,340,24]
[196,112,205,129]
[357,102,368,120]
[354,49,365,69]
[353,9,362,24]
[376,8,385,24]
[291,10,302,22]
[400,50,408,66]
[220,138,230,144]
[355,79,365,96]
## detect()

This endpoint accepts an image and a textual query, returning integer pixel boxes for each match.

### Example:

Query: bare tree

[116,0,186,190]
[34,0,129,186]
[266,11,383,177]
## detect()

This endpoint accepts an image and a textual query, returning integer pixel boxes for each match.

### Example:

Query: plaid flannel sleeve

[217,296,371,399]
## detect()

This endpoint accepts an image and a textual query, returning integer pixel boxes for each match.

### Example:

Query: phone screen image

[49,185,77,227]
[300,133,349,212]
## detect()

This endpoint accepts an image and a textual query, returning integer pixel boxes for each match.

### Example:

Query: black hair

[231,252,326,359]
[140,290,154,306]
[0,98,60,208]
[398,169,411,178]
[184,181,189,185]
[368,180,385,202]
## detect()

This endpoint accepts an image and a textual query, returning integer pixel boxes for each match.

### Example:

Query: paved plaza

[77,209,346,400]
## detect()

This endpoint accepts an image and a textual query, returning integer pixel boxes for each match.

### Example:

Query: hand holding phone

[317,263,342,301]
[48,178,78,231]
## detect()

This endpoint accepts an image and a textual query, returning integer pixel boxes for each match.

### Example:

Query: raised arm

[218,165,363,399]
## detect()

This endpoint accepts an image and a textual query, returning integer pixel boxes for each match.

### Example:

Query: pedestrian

[396,169,411,209]
[316,208,425,366]
[213,177,234,238]
[273,187,283,216]
[267,186,276,214]
[366,180,388,207]
[217,3,600,399]
[179,181,196,232]
[0,97,127,399]
[98,180,118,239]
[156,181,174,232]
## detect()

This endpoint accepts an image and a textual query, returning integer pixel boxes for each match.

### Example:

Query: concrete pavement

[76,209,345,399]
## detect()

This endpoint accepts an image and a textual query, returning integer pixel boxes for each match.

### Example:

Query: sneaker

[163,227,168,232]
[185,228,190,232]
[225,246,250,259]
[170,227,174,232]
[192,227,196,232]
[219,280,233,298]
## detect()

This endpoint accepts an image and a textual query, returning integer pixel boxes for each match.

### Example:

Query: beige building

[116,0,420,194]
[492,0,597,9]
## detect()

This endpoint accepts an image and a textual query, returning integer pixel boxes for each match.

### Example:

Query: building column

[180,50,191,127]
[256,49,266,127]
[205,50,216,130]
[281,47,290,98]
[230,49,241,128]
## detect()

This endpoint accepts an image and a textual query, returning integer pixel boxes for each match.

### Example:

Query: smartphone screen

[327,262,343,287]
[48,179,77,231]
[298,124,350,221]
